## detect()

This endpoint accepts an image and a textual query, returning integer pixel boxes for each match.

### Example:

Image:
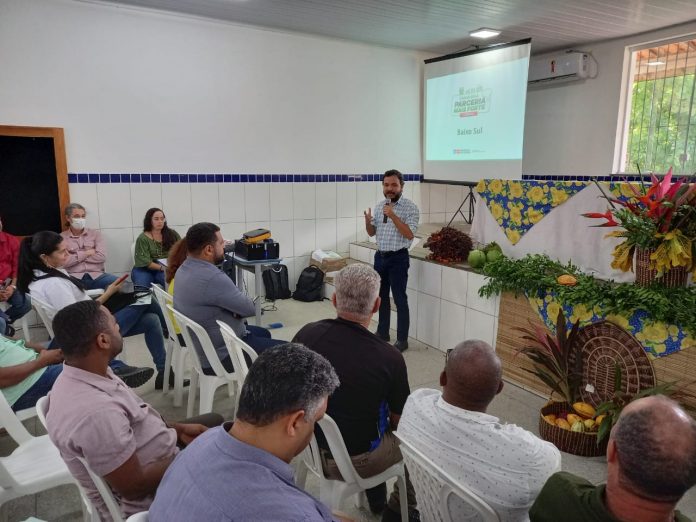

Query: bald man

[397,340,561,522]
[531,395,696,522]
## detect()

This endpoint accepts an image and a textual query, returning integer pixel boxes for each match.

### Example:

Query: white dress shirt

[397,388,561,522]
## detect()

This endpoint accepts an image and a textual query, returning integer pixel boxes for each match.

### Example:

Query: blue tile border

[521,174,651,182]
[68,173,425,184]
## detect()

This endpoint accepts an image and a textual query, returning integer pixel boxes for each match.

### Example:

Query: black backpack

[262,265,292,300]
[292,265,324,302]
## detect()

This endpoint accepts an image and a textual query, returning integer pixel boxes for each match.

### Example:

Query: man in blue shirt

[364,170,419,352]
[150,343,351,522]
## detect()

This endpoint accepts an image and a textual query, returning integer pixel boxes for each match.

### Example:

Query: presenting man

[364,169,419,352]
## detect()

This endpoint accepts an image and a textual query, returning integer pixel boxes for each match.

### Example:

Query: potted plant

[583,168,696,287]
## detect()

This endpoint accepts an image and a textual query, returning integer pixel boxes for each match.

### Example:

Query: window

[621,37,696,174]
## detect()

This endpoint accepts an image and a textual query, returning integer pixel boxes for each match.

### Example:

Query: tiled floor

[3,298,695,521]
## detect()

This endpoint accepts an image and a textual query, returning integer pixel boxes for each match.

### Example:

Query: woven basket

[540,321,655,456]
[539,401,608,457]
[635,247,688,288]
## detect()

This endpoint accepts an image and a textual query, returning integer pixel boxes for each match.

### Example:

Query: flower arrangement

[583,169,696,278]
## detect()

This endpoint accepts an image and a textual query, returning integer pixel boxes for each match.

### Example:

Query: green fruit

[486,249,503,263]
[483,242,502,254]
[468,249,487,268]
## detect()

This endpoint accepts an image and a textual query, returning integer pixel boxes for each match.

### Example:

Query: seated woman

[17,231,172,389]
[0,216,32,336]
[60,202,119,291]
[165,238,188,342]
[132,208,180,289]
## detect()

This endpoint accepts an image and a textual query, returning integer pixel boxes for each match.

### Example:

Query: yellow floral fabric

[526,292,692,358]
[476,180,586,245]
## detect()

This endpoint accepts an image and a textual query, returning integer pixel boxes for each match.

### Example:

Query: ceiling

[100,0,696,55]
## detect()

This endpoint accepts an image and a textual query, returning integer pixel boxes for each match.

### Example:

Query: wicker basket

[539,321,655,457]
[635,247,688,288]
[539,401,608,457]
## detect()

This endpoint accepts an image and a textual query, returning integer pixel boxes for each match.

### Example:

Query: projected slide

[426,57,528,161]
[422,39,531,183]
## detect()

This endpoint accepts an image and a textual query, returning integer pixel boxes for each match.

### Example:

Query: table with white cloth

[470,179,635,282]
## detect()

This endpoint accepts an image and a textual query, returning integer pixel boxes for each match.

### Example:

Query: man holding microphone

[364,170,419,352]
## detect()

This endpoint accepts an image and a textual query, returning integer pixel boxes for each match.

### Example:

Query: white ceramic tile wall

[441,266,468,306]
[440,300,467,352]
[416,293,441,349]
[407,258,421,291]
[465,308,497,347]
[466,272,500,316]
[68,179,459,305]
[419,261,442,298]
[130,183,162,226]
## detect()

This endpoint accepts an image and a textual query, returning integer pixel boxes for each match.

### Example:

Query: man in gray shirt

[150,343,353,522]
[173,223,285,374]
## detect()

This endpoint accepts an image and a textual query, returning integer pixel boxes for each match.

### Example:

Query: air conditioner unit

[528,52,588,86]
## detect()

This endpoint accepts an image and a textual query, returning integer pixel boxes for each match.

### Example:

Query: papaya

[557,274,577,286]
[573,402,596,419]
[555,418,571,430]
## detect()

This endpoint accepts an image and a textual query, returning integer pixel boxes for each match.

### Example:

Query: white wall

[0,0,458,287]
[0,0,423,173]
[522,21,696,176]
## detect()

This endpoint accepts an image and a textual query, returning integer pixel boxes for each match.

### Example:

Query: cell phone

[0,278,11,291]
[115,274,129,285]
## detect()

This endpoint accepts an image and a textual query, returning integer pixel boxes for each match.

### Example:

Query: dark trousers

[374,249,410,342]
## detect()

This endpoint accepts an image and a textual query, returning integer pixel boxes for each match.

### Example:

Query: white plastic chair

[126,511,148,521]
[394,433,500,522]
[28,295,56,339]
[216,321,258,409]
[36,397,119,522]
[0,302,31,342]
[151,285,189,405]
[167,306,239,417]
[0,394,91,521]
[297,413,408,521]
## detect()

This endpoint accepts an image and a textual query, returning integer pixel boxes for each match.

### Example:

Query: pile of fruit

[467,242,504,269]
[424,227,473,263]
[543,401,606,433]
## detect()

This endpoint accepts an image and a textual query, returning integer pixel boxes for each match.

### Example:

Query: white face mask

[71,218,87,230]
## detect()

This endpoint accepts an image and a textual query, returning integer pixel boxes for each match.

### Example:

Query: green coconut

[486,249,503,263]
[468,249,487,268]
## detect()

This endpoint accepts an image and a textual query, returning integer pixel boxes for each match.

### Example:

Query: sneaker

[155,370,190,390]
[376,331,391,342]
[113,365,154,388]
[394,340,409,352]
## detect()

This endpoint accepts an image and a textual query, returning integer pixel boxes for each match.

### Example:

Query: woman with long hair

[17,231,172,389]
[132,208,181,289]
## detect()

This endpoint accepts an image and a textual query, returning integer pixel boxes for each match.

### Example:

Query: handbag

[103,286,152,314]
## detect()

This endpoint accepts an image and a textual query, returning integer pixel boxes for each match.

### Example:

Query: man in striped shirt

[364,170,419,352]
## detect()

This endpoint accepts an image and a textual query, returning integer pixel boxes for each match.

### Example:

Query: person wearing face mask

[132,208,181,290]
[60,203,120,291]
[364,169,419,353]
[0,216,32,337]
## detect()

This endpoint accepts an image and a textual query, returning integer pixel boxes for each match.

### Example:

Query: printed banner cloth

[475,179,587,245]
[526,291,695,359]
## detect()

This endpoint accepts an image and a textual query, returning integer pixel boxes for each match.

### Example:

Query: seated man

[60,203,119,291]
[0,216,31,336]
[530,395,695,522]
[173,222,285,375]
[45,300,223,520]
[397,340,561,522]
[150,343,352,521]
[0,335,63,411]
[293,263,417,522]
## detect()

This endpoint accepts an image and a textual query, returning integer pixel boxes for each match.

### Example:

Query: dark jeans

[202,325,285,375]
[113,300,167,372]
[0,289,32,335]
[374,249,410,342]
[131,266,165,289]
[81,272,119,291]
[12,364,63,411]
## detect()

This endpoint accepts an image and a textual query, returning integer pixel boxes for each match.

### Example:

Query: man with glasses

[397,340,561,521]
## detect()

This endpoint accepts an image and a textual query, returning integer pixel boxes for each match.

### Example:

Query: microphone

[383,201,390,223]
